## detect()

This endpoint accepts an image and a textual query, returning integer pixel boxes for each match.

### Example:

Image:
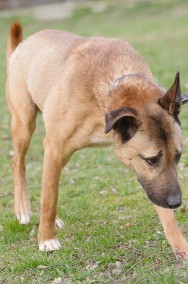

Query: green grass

[1,0,188,283]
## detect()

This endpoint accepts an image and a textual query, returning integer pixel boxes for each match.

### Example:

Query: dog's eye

[175,153,181,164]
[145,157,160,166]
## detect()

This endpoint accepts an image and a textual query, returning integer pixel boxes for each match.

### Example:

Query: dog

[6,22,188,259]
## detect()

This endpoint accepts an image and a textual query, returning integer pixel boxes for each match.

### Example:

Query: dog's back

[7,24,154,112]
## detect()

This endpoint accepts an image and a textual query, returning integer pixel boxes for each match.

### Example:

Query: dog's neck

[104,73,165,112]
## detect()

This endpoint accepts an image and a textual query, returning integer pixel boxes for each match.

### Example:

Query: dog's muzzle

[138,177,182,209]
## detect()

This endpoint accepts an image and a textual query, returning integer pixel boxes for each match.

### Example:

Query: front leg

[38,137,71,251]
[155,205,188,260]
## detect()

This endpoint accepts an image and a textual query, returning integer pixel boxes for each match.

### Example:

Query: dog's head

[105,72,182,209]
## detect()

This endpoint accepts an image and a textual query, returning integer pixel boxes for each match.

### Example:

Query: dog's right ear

[105,107,141,143]
[158,72,181,116]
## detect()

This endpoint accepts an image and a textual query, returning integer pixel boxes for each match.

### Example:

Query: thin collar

[109,73,165,92]
[182,94,188,105]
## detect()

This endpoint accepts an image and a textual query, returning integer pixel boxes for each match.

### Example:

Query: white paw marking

[174,248,188,260]
[39,239,61,252]
[16,212,32,225]
[55,218,64,228]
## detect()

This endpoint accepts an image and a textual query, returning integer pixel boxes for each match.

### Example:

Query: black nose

[167,193,182,209]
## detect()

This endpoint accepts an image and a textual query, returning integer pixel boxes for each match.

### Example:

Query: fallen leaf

[99,190,108,195]
[37,265,48,270]
[111,187,117,194]
[51,277,63,284]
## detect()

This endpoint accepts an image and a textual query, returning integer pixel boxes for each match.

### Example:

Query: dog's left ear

[158,72,181,116]
[105,107,141,142]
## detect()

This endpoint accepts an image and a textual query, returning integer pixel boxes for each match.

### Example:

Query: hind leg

[12,111,37,224]
[7,83,37,224]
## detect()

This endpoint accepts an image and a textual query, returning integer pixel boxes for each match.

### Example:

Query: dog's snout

[167,193,182,209]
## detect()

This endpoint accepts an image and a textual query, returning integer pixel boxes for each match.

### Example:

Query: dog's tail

[7,22,22,61]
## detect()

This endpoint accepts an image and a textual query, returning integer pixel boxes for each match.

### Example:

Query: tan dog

[6,23,188,259]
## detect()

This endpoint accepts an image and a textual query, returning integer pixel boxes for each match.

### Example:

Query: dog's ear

[105,107,141,142]
[158,72,181,116]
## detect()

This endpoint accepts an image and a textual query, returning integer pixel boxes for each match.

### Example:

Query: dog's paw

[15,197,32,225]
[55,217,64,228]
[174,248,188,261]
[16,211,32,225]
[39,239,61,252]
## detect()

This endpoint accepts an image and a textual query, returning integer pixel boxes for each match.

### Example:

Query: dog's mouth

[138,177,182,209]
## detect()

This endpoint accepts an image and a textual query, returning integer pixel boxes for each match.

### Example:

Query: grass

[1,0,188,283]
